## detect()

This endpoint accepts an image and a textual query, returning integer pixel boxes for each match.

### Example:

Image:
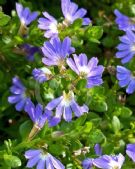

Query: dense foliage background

[1,0,135,168]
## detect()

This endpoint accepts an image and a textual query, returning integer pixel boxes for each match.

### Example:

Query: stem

[69,76,81,90]
[18,23,28,36]
[28,124,41,141]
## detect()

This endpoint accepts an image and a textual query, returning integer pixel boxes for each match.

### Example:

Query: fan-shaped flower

[126,144,135,162]
[42,37,75,68]
[116,66,135,94]
[38,12,58,38]
[20,44,39,61]
[32,67,52,83]
[82,158,94,169]
[25,99,59,128]
[114,9,135,31]
[16,3,38,26]
[46,91,89,123]
[67,54,104,88]
[116,30,135,63]
[61,0,91,26]
[8,77,30,111]
[93,154,125,169]
[25,149,65,169]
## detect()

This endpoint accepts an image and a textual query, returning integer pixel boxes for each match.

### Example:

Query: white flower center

[62,91,74,107]
[40,153,48,160]
[109,160,119,169]
[21,18,26,25]
[49,23,58,33]
[131,44,135,52]
[65,14,72,23]
[41,67,51,75]
[79,66,90,77]
[112,166,119,169]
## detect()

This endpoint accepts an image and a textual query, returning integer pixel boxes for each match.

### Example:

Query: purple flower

[38,12,58,38]
[114,9,135,31]
[32,68,52,83]
[46,91,89,123]
[25,100,49,128]
[25,99,60,128]
[42,37,75,68]
[126,144,135,162]
[16,3,38,26]
[82,158,94,169]
[38,0,91,38]
[61,0,91,26]
[25,149,65,169]
[20,44,39,61]
[94,144,102,156]
[8,77,30,111]
[116,66,135,94]
[67,54,104,88]
[116,30,135,63]
[93,154,125,169]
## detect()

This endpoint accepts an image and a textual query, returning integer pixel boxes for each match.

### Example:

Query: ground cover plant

[1,0,135,168]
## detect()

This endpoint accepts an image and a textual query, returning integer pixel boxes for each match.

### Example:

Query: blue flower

[42,37,75,68]
[25,99,60,128]
[20,44,39,61]
[46,91,89,123]
[116,66,135,94]
[25,100,49,128]
[114,9,135,31]
[93,154,125,169]
[16,3,38,26]
[8,77,30,111]
[67,54,104,88]
[25,149,65,169]
[61,0,91,26]
[38,12,58,38]
[32,68,52,83]
[38,0,91,38]
[116,30,135,63]
[126,144,135,162]
[94,144,102,156]
[82,158,94,169]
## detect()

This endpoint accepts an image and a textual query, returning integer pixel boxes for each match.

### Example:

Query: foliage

[0,0,135,168]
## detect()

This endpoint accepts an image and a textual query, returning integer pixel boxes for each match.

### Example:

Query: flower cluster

[82,144,135,169]
[8,1,102,168]
[15,3,39,60]
[7,1,135,169]
[38,0,91,38]
[25,149,65,169]
[115,9,135,94]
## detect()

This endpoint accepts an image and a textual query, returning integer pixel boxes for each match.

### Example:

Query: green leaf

[89,129,105,143]
[48,144,65,155]
[70,18,83,30]
[112,116,121,133]
[74,114,87,126]
[120,107,132,118]
[4,154,21,168]
[70,139,82,151]
[113,107,132,118]
[86,26,103,43]
[90,99,108,112]
[19,120,32,140]
[0,11,10,26]
[83,122,93,133]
